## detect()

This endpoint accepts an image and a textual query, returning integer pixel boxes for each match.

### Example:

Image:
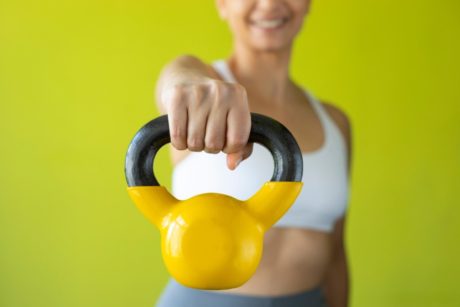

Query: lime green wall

[0,1,459,306]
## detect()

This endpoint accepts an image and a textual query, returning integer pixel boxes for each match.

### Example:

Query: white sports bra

[170,60,349,233]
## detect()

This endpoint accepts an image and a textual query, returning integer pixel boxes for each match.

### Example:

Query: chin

[250,40,292,53]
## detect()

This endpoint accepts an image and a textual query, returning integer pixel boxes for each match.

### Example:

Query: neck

[227,43,295,107]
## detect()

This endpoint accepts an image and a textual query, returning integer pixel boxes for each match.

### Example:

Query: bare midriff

[219,227,333,296]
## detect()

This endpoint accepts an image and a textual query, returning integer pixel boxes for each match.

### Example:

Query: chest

[247,95,325,154]
[171,143,348,231]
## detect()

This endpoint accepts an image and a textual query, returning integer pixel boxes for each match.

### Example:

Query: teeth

[253,19,285,29]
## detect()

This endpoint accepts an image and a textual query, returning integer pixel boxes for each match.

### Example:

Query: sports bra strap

[212,60,236,83]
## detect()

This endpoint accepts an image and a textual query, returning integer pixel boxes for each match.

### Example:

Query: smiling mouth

[250,18,288,30]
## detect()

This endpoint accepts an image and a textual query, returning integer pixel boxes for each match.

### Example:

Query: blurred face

[216,0,312,52]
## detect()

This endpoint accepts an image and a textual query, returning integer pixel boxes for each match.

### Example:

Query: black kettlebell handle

[125,113,303,187]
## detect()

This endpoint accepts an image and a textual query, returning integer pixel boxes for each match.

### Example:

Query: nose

[257,0,284,11]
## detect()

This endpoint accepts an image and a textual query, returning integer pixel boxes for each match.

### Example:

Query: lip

[249,17,289,31]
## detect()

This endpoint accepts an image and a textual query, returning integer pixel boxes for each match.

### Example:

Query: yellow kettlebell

[125,113,303,290]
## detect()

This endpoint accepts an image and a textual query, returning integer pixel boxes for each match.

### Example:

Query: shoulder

[320,101,352,167]
[321,102,351,137]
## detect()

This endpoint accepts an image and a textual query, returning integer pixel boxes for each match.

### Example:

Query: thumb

[226,143,254,170]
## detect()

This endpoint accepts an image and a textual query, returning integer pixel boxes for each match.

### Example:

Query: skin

[155,0,351,306]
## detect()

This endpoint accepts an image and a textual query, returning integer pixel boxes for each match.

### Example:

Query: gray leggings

[156,279,327,307]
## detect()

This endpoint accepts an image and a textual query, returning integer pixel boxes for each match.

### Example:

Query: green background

[1,0,459,306]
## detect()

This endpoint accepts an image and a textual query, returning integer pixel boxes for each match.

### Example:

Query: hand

[161,77,253,170]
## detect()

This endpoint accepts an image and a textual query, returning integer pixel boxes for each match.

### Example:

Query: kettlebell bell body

[125,113,303,289]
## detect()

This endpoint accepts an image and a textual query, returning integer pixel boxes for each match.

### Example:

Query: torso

[169,81,349,296]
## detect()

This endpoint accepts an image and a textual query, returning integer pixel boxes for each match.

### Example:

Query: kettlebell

[125,113,303,290]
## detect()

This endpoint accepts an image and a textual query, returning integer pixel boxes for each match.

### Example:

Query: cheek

[291,0,311,17]
[228,0,252,16]
[226,3,251,34]
[290,1,311,28]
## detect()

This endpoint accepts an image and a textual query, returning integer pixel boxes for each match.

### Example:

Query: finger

[187,104,208,152]
[167,96,188,150]
[241,142,254,160]
[204,106,228,154]
[222,93,250,154]
[226,143,253,170]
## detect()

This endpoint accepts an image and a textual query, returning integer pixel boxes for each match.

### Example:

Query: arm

[153,54,253,169]
[323,217,350,307]
[322,103,353,307]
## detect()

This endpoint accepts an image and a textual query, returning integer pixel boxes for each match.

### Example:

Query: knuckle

[170,84,186,99]
[171,138,186,150]
[209,82,228,108]
[193,84,209,100]
[231,83,247,96]
[192,84,205,96]
[207,79,221,92]
[168,96,183,108]
[187,137,203,151]
[232,137,248,148]
[166,98,187,114]
[220,84,247,108]
[188,86,209,109]
[225,136,247,152]
[205,139,223,153]
[162,90,183,110]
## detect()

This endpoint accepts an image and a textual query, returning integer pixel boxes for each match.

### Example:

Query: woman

[154,0,352,306]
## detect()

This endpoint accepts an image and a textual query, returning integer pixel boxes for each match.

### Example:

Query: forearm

[322,250,350,307]
[155,55,218,113]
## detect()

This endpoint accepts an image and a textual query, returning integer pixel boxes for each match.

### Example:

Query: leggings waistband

[156,279,327,307]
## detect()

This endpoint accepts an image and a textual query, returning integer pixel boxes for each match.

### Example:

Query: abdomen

[215,227,333,296]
